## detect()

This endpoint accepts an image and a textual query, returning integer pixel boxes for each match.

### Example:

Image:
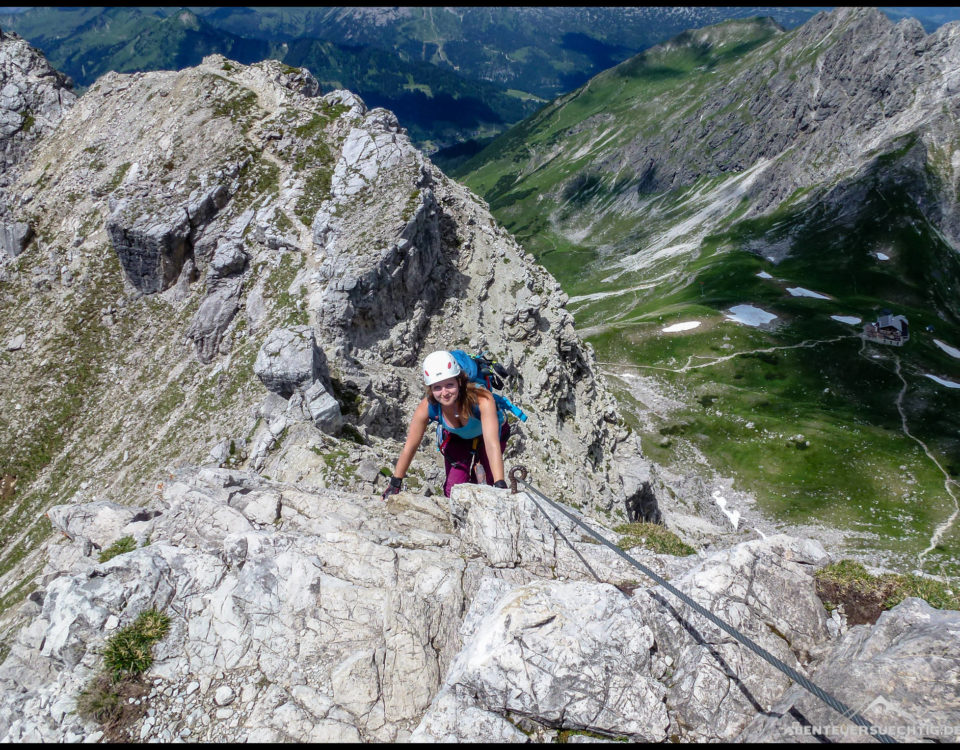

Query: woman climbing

[382,350,510,499]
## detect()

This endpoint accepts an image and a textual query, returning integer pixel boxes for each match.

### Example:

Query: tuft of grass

[613,522,696,556]
[75,608,170,738]
[102,609,171,682]
[105,162,131,192]
[98,535,137,563]
[815,560,959,625]
[75,672,149,739]
[76,673,124,724]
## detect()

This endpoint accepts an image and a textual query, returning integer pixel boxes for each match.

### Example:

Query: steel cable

[509,467,896,744]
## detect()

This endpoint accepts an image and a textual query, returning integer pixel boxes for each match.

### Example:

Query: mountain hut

[862,313,909,346]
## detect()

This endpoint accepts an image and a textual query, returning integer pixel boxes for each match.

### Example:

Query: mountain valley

[458,8,960,576]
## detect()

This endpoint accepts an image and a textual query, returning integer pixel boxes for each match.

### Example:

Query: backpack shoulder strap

[493,393,528,422]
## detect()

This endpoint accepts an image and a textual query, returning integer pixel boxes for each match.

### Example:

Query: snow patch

[725,304,777,327]
[933,339,960,359]
[786,287,830,299]
[755,271,773,279]
[831,315,862,325]
[662,321,701,333]
[924,373,960,389]
[711,490,740,531]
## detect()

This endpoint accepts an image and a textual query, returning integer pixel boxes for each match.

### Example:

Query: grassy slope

[459,19,960,576]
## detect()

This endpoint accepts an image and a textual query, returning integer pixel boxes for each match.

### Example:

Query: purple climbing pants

[442,422,510,498]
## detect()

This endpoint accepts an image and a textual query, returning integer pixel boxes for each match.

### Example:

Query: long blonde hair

[426,373,482,416]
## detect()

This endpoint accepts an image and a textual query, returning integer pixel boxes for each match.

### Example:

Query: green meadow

[460,18,960,576]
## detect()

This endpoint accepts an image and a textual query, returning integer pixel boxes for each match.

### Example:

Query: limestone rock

[643,535,833,742]
[186,277,242,363]
[737,597,960,743]
[0,221,31,258]
[106,183,229,294]
[4,331,24,350]
[1,470,955,744]
[45,500,160,551]
[303,380,342,434]
[413,579,670,742]
[208,241,247,278]
[0,28,75,188]
[254,326,324,397]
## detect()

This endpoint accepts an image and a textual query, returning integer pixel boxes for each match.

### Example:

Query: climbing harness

[507,465,897,744]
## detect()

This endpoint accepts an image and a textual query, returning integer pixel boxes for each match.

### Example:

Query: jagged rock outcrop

[254,325,326,397]
[0,28,75,188]
[412,579,672,742]
[251,325,342,441]
[0,467,955,743]
[738,597,960,742]
[106,185,230,294]
[0,28,75,258]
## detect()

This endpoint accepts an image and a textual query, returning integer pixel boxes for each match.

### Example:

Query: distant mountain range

[0,6,815,162]
[3,6,958,164]
[0,7,541,154]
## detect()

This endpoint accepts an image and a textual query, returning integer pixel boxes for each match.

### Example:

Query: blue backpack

[427,350,527,452]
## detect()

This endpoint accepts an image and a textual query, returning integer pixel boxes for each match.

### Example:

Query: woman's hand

[381,475,403,501]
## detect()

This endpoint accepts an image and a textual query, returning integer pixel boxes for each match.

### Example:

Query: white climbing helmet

[423,350,461,386]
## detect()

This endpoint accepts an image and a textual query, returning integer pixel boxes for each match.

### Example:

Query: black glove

[493,479,507,489]
[381,475,402,501]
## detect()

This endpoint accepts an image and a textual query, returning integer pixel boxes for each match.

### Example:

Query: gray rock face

[0,28,75,189]
[302,380,342,434]
[106,185,230,294]
[644,536,833,742]
[0,221,31,258]
[254,326,325,397]
[208,241,247,278]
[186,277,242,363]
[105,204,191,293]
[738,597,960,743]
[413,579,671,742]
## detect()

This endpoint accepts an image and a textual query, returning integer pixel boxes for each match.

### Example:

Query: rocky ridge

[474,7,960,272]
[620,7,960,224]
[0,48,678,662]
[0,27,75,257]
[0,49,647,509]
[2,472,957,742]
